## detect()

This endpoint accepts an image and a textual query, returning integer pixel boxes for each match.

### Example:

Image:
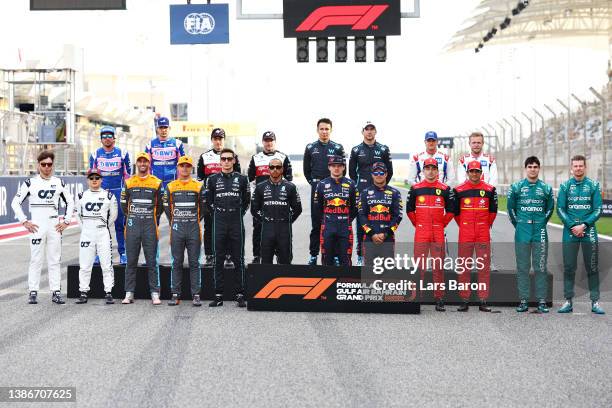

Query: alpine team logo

[184,12,215,35]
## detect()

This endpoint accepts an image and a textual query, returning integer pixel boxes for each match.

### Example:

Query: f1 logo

[38,190,56,199]
[254,277,336,299]
[296,5,389,31]
[85,202,103,212]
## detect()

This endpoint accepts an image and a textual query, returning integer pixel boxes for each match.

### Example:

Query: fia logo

[38,190,56,199]
[184,12,215,35]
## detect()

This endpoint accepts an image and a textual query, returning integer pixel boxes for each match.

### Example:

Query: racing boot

[591,301,605,315]
[192,294,202,307]
[457,301,469,312]
[151,292,161,305]
[251,256,261,264]
[236,294,246,308]
[28,291,38,304]
[209,294,223,307]
[557,299,573,313]
[122,292,134,304]
[204,255,214,266]
[516,300,528,313]
[537,300,549,314]
[75,292,88,304]
[356,256,364,267]
[435,300,446,312]
[119,253,127,265]
[168,293,181,306]
[223,255,235,269]
[308,255,317,266]
[479,300,492,312]
[105,292,115,305]
[51,291,65,305]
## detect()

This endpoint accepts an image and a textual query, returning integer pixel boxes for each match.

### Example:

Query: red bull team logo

[325,197,349,214]
[370,204,390,213]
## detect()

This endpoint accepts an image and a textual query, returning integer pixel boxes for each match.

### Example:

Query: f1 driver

[314,155,358,266]
[453,160,497,312]
[121,152,164,305]
[75,168,118,305]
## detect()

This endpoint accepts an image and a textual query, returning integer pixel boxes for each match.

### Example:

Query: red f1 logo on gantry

[296,5,389,31]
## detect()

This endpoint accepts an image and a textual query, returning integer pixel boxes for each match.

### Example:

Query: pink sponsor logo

[97,157,122,171]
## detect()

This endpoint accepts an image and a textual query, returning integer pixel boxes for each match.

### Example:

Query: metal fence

[454,83,612,197]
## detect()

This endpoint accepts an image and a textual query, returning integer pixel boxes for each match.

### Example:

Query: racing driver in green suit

[556,155,604,314]
[507,156,554,313]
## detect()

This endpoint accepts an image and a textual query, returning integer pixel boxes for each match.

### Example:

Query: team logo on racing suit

[480,190,485,197]
[38,190,56,199]
[435,189,441,195]
[418,196,425,203]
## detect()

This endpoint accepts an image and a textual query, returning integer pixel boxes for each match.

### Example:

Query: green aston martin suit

[507,179,554,301]
[556,177,602,301]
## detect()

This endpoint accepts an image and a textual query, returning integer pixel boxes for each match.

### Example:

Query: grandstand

[447,0,612,196]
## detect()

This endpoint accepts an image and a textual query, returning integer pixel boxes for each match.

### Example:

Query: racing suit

[76,189,118,293]
[456,153,498,187]
[121,174,163,294]
[163,178,205,296]
[89,147,131,256]
[556,177,602,301]
[314,176,357,266]
[358,184,402,264]
[205,171,250,295]
[507,179,554,301]
[11,175,74,292]
[197,148,241,258]
[453,180,497,301]
[303,140,346,256]
[145,137,185,190]
[406,180,454,300]
[349,141,393,256]
[248,150,293,258]
[250,179,302,264]
[407,150,454,186]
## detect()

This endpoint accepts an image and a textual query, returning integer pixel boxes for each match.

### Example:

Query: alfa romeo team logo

[184,12,215,35]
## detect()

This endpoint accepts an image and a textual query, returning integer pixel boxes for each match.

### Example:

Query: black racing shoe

[204,255,214,266]
[435,300,446,312]
[28,291,38,304]
[251,256,261,264]
[236,294,246,308]
[209,294,223,307]
[51,291,65,305]
[457,302,469,312]
[105,292,115,305]
[75,292,88,304]
[192,294,202,307]
[168,294,181,306]
[479,301,492,312]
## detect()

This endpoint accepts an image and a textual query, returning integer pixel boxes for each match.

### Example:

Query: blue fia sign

[170,4,229,45]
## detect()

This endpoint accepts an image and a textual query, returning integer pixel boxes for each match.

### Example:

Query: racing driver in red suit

[453,160,498,312]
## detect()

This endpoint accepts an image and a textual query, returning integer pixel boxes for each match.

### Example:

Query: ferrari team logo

[480,190,485,197]
[435,189,441,195]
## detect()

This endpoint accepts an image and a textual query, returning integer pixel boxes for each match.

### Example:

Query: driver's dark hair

[524,156,540,168]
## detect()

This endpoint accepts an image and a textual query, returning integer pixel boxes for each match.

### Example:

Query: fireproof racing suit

[163,178,205,296]
[304,140,346,256]
[453,180,497,301]
[76,189,118,293]
[407,150,454,186]
[248,150,293,258]
[406,180,454,300]
[197,148,241,258]
[314,176,358,266]
[205,171,250,295]
[358,184,402,264]
[456,153,498,187]
[11,175,74,292]
[349,141,393,256]
[89,146,131,256]
[145,137,185,190]
[507,178,554,301]
[250,179,302,264]
[556,177,602,301]
[121,174,163,294]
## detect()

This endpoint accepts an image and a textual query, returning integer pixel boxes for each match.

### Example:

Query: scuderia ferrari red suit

[453,180,497,301]
[406,180,454,300]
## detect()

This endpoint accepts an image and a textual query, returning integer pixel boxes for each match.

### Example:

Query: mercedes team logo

[184,12,215,35]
